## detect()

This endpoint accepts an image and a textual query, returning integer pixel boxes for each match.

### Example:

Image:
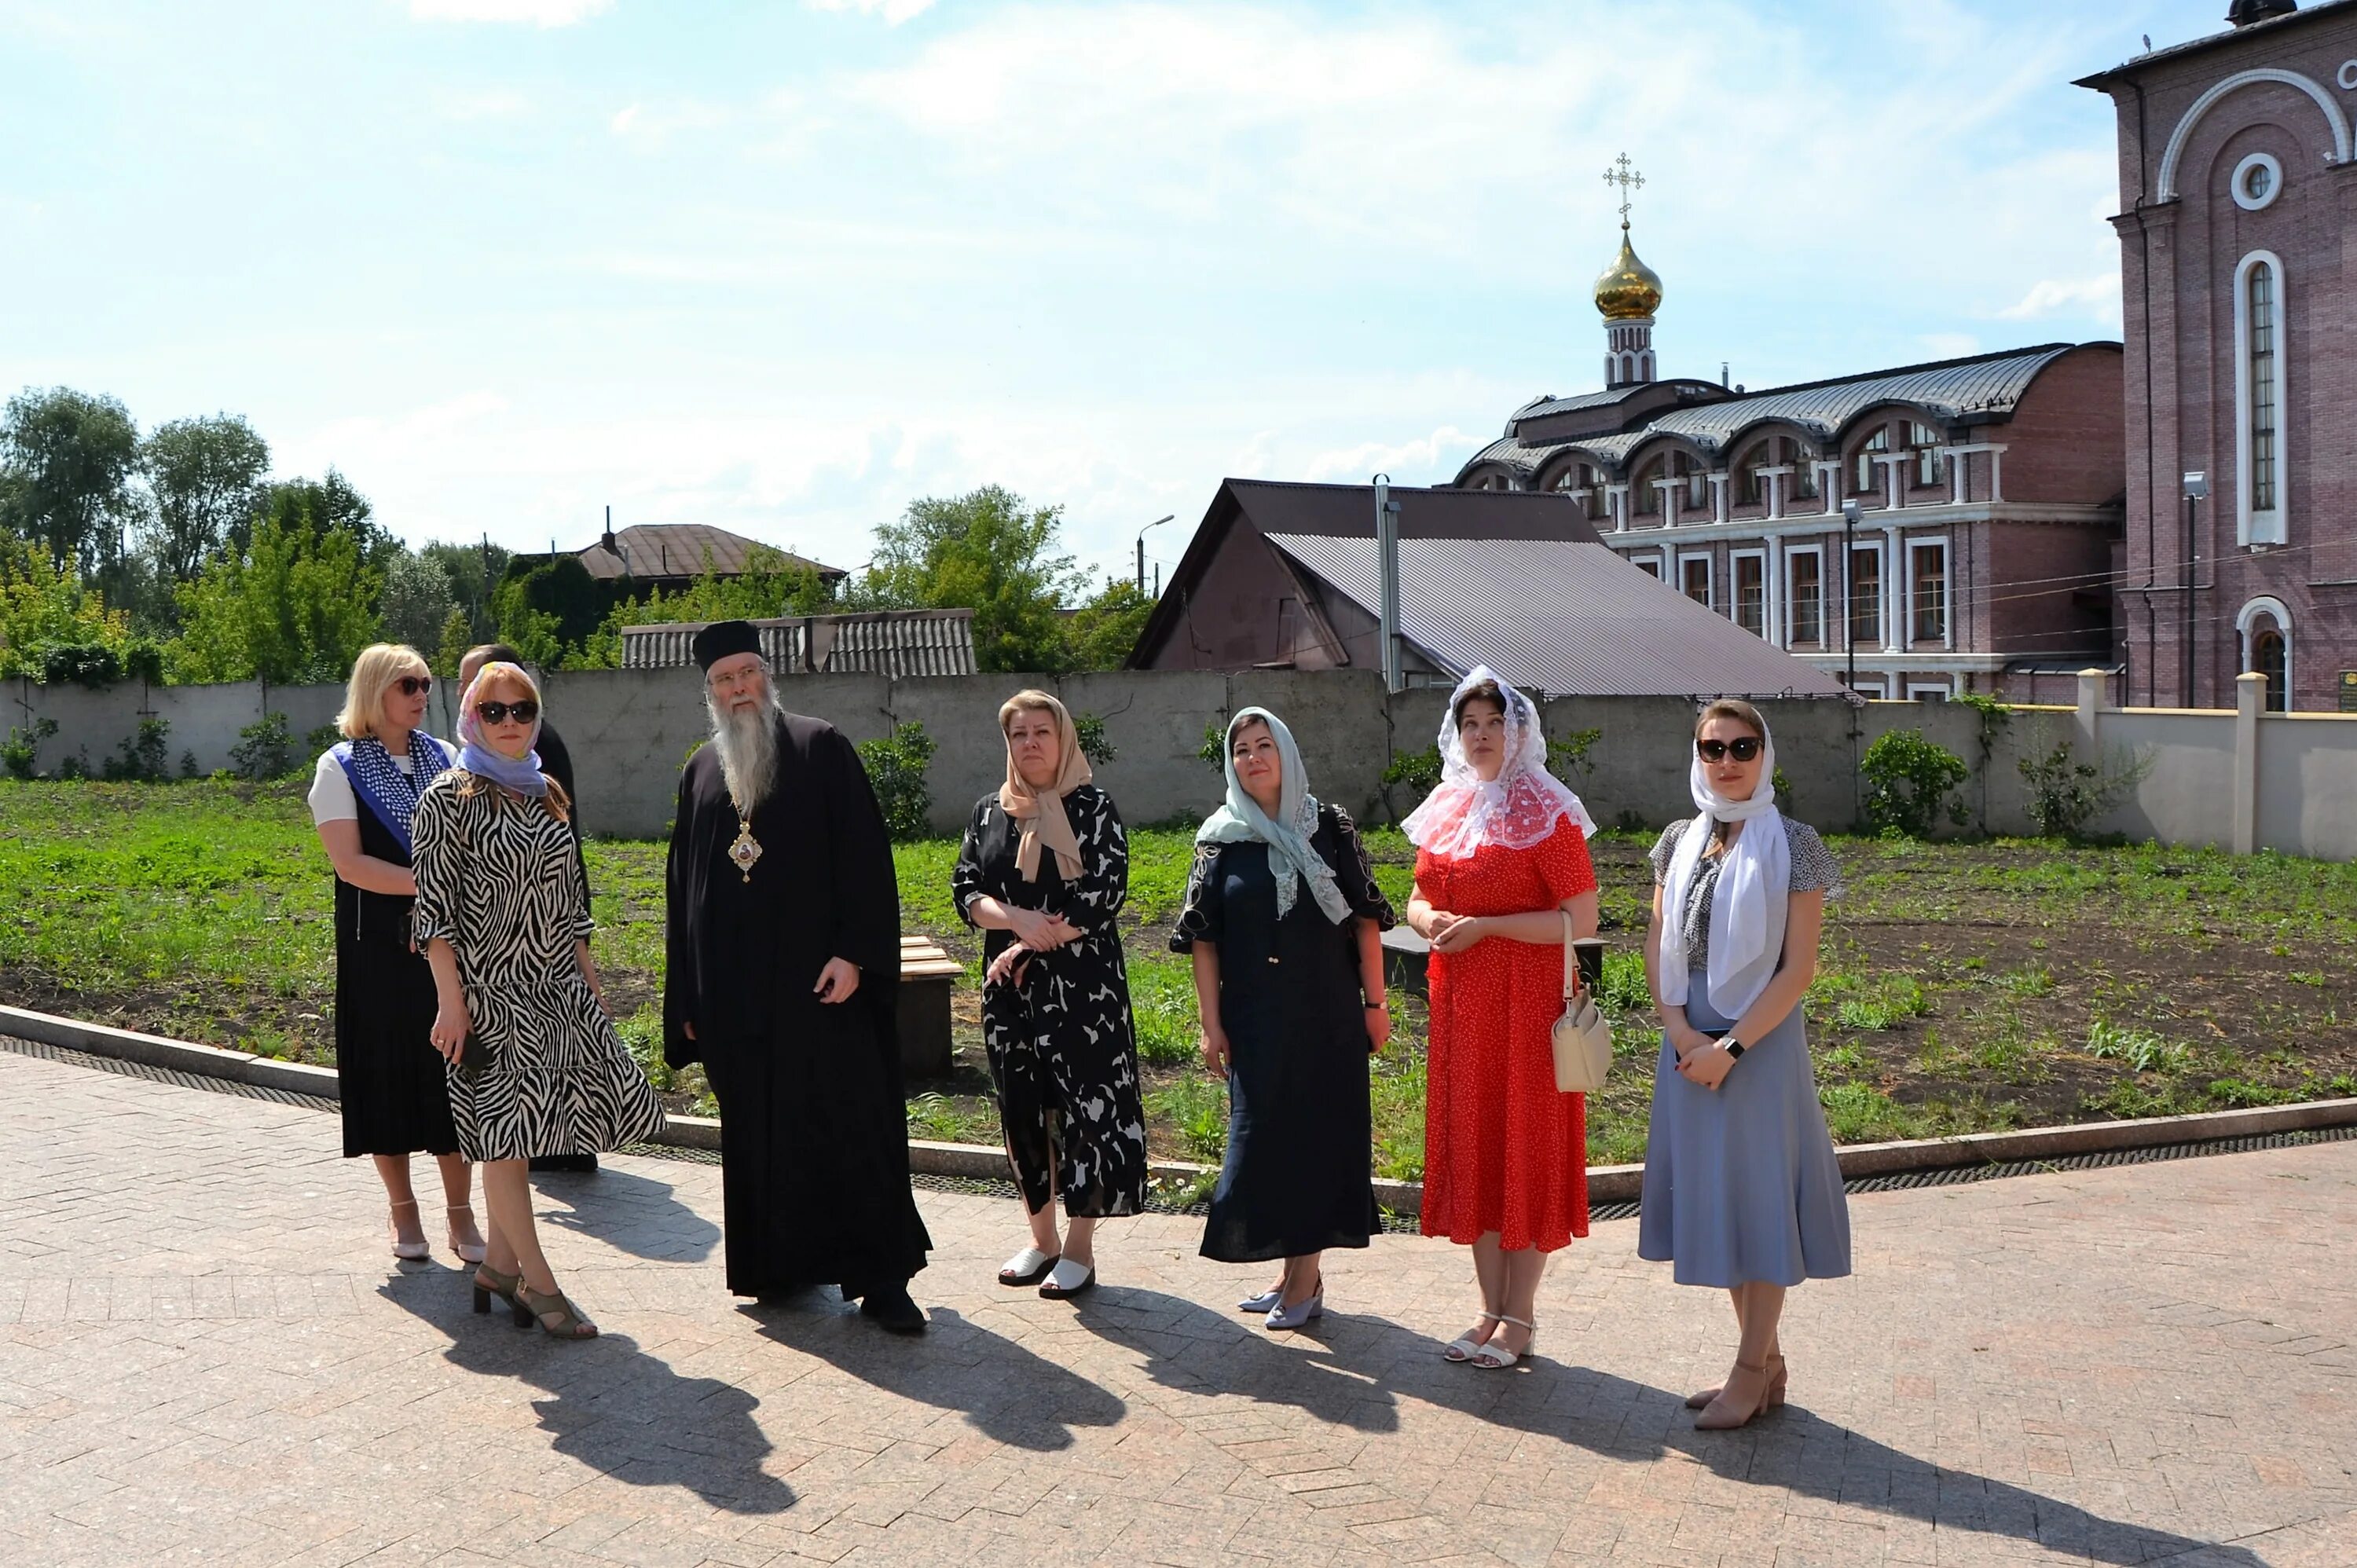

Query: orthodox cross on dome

[1603,152,1644,230]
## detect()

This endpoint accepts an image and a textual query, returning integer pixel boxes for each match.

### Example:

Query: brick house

[2077,0,2357,713]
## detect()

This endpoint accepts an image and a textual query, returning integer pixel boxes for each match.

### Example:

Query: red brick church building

[2078,0,2357,712]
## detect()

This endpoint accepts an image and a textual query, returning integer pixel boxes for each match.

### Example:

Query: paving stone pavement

[2,1045,2354,1568]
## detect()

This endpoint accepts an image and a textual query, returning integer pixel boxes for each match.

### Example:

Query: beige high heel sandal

[387,1199,429,1261]
[1686,1354,1787,1410]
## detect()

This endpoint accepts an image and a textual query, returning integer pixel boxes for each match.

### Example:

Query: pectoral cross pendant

[727,798,762,883]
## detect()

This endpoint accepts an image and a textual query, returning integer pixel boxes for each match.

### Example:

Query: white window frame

[1905,537,1952,650]
[1846,537,1886,650]
[2236,595,2294,698]
[1783,544,1826,649]
[1906,679,1955,702]
[1728,546,1769,638]
[2234,250,2289,548]
[1677,551,1715,612]
[1628,550,1666,580]
[1849,676,1890,700]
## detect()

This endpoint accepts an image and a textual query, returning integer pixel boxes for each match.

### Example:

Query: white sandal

[1443,1311,1501,1363]
[997,1246,1058,1286]
[1473,1314,1535,1369]
[1039,1257,1096,1299]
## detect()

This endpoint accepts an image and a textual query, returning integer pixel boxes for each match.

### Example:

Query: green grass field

[5,778,2355,1171]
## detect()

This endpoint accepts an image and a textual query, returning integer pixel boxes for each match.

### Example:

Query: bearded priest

[663,620,932,1333]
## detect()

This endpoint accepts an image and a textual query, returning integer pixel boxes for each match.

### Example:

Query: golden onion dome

[1593,225,1662,321]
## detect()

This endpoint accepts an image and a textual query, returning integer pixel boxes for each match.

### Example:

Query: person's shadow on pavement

[530,1164,722,1264]
[1067,1284,1401,1434]
[1389,1345,2267,1568]
[742,1291,1127,1453]
[379,1277,794,1516]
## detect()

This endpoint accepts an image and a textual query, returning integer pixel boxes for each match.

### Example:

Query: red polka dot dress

[1417,815,1596,1252]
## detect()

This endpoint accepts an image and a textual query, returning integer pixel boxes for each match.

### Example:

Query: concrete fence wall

[10,668,2356,859]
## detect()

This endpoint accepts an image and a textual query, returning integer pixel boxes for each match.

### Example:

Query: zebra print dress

[410,773,665,1162]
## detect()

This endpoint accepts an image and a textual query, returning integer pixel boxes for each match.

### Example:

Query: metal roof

[621,609,976,677]
[580,524,845,583]
[1264,533,1854,699]
[1460,343,2102,483]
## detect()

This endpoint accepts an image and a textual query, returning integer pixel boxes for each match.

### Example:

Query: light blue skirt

[1637,971,1852,1288]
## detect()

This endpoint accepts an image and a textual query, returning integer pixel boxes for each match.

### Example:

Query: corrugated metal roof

[621,609,977,677]
[1265,533,1853,699]
[581,524,844,582]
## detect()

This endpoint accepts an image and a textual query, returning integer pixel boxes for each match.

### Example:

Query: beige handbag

[1550,911,1614,1094]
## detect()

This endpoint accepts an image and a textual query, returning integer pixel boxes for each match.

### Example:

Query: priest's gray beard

[706,682,783,808]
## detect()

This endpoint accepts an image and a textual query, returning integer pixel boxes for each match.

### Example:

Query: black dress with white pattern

[410,775,665,1162]
[951,784,1148,1219]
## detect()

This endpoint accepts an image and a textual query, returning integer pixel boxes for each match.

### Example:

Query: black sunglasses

[394,676,433,698]
[475,699,539,726]
[1696,737,1763,763]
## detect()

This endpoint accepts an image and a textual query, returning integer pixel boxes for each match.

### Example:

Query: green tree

[379,548,459,654]
[243,469,390,566]
[0,387,141,579]
[140,414,270,581]
[577,544,838,667]
[492,554,616,669]
[421,538,511,640]
[170,515,381,683]
[1059,578,1156,672]
[0,537,135,680]
[847,485,1081,673]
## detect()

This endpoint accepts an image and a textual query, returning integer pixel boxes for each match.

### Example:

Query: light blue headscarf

[1196,707,1353,925]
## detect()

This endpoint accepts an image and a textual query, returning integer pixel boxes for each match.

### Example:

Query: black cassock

[664,711,932,1299]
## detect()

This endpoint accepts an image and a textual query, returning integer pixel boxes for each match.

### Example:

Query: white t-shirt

[308,739,460,826]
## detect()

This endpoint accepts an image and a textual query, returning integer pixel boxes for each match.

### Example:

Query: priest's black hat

[691,619,764,672]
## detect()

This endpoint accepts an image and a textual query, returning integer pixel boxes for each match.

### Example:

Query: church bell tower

[1594,153,1664,388]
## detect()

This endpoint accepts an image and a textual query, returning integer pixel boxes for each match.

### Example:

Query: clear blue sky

[0,0,2244,585]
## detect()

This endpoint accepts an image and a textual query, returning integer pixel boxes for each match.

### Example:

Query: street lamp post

[1135,515,1174,595]
[1841,498,1862,692]
[2182,471,2207,706]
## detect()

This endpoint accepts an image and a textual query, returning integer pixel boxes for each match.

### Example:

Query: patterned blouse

[1650,816,1840,972]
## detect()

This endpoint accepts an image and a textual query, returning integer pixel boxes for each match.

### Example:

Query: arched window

[2238,596,2293,713]
[1790,438,1819,499]
[1909,422,1944,488]
[1683,456,1709,511]
[2234,251,2288,545]
[1633,456,1662,516]
[1738,444,1770,506]
[1851,427,1890,496]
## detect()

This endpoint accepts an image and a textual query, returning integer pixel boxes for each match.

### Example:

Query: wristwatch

[1722,1036,1747,1061]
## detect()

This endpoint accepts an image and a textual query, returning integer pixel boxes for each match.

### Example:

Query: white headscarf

[1401,667,1596,860]
[1196,707,1353,925]
[1657,715,1790,1019]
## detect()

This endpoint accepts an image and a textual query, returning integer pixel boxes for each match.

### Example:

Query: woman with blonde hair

[309,643,478,1262]
[412,661,665,1339]
[1640,698,1848,1429]
[951,690,1146,1299]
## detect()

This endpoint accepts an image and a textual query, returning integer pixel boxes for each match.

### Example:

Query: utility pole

[1135,515,1173,594]
[1842,499,1861,692]
[1376,474,1403,692]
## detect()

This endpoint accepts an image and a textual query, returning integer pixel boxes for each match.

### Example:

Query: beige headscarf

[997,691,1092,882]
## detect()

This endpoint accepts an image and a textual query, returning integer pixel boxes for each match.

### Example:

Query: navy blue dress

[1170,805,1395,1263]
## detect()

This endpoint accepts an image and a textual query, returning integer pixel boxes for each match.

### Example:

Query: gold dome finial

[1595,153,1662,322]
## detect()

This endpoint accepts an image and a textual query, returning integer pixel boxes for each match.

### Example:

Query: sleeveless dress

[1416,814,1596,1252]
[320,742,460,1160]
[409,775,665,1161]
[1637,816,1850,1288]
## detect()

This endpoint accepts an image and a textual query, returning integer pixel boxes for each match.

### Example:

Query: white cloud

[406,0,612,26]
[1916,333,1982,361]
[805,0,936,23]
[1997,272,2124,323]
[1303,428,1484,485]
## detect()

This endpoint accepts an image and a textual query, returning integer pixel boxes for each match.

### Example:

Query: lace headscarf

[1400,666,1596,861]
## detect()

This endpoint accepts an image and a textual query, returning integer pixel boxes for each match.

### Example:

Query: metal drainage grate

[9,1033,2348,1229]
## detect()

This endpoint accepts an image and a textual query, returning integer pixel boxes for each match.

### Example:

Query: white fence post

[2075,668,2104,749]
[2234,671,2264,855]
